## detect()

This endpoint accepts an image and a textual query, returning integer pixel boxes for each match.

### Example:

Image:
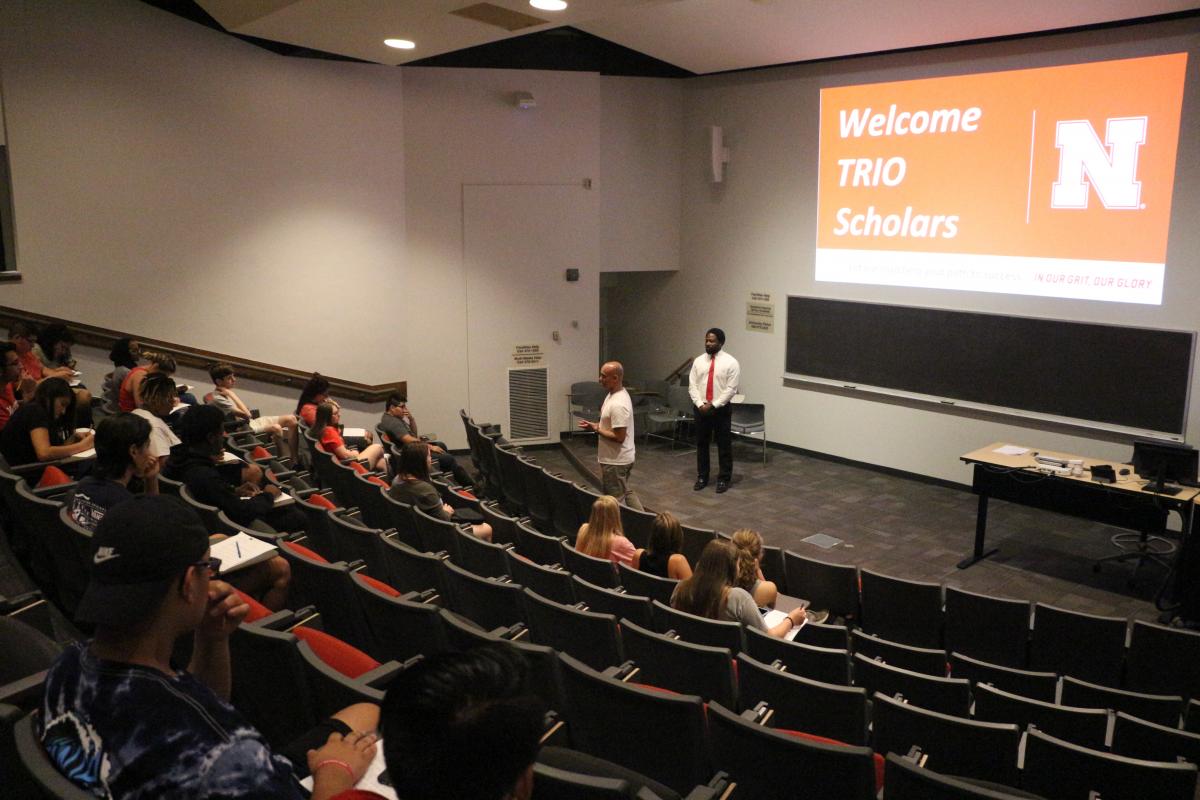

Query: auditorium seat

[947,652,1058,703]
[543,470,585,539]
[859,569,943,648]
[651,600,745,653]
[453,528,512,579]
[882,752,1042,800]
[971,682,1108,749]
[571,482,605,533]
[478,500,523,546]
[1029,603,1127,687]
[618,504,656,550]
[1111,710,1200,766]
[1124,619,1200,700]
[678,524,716,568]
[1021,727,1198,800]
[791,619,852,650]
[276,540,375,655]
[1060,674,1184,728]
[944,586,1031,668]
[619,618,736,707]
[522,588,624,672]
[852,654,971,717]
[413,506,467,561]
[515,456,554,533]
[378,535,447,598]
[851,630,946,676]
[734,652,868,744]
[440,559,525,632]
[558,652,712,795]
[515,520,570,566]
[560,543,620,588]
[571,575,654,629]
[784,551,860,623]
[743,625,852,686]
[616,562,678,605]
[870,692,1021,788]
[504,550,576,605]
[705,700,876,800]
[326,507,387,574]
[350,572,450,664]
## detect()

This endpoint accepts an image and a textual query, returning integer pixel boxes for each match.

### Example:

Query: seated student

[672,540,812,638]
[311,401,387,472]
[296,372,333,428]
[165,404,306,536]
[731,528,778,608]
[0,377,94,467]
[0,341,32,432]
[130,372,182,471]
[378,393,474,487]
[34,323,77,371]
[9,321,72,383]
[40,495,380,800]
[575,494,636,566]
[388,441,492,541]
[118,350,173,412]
[632,511,693,581]
[103,336,141,414]
[67,414,159,531]
[337,642,680,800]
[205,362,300,459]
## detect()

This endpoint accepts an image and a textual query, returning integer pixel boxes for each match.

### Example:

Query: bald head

[599,361,624,393]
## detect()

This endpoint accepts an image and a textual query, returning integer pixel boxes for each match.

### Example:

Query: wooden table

[958,442,1199,569]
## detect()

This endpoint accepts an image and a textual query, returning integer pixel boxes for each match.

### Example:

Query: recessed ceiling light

[384,38,415,50]
[530,0,568,11]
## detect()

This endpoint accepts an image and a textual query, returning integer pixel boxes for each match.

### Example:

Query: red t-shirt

[119,366,147,412]
[299,403,318,427]
[17,350,42,382]
[0,382,19,431]
[319,425,345,455]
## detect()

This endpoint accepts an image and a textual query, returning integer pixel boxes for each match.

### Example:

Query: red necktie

[705,357,715,403]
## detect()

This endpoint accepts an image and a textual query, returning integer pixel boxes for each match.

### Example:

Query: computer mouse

[1119,468,1130,475]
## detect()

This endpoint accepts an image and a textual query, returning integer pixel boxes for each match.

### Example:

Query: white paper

[762,609,804,641]
[342,427,367,439]
[210,532,278,574]
[300,739,395,798]
[992,445,1029,456]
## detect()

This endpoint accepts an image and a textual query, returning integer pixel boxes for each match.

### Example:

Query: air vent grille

[450,3,547,31]
[508,367,549,441]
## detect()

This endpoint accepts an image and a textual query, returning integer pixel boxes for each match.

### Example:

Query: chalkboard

[785,297,1194,434]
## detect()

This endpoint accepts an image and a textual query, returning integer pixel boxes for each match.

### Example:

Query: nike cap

[75,495,210,628]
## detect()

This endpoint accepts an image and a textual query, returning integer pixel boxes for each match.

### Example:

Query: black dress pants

[694,403,732,482]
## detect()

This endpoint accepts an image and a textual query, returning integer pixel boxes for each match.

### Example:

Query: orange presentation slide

[815,53,1187,304]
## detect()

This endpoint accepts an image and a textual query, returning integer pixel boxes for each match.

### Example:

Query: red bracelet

[313,759,355,781]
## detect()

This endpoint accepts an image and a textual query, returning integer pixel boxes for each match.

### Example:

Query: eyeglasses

[191,557,222,577]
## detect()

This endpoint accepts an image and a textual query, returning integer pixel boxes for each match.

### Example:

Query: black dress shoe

[716,480,730,494]
[693,478,708,491]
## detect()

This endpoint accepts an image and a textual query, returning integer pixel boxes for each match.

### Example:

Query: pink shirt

[608,535,637,566]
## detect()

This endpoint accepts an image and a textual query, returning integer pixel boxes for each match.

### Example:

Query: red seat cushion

[359,573,402,598]
[37,466,72,488]
[251,445,273,460]
[232,588,273,623]
[281,540,329,564]
[456,489,477,501]
[293,626,379,679]
[778,729,885,792]
[348,461,368,475]
[305,493,337,510]
[367,475,388,488]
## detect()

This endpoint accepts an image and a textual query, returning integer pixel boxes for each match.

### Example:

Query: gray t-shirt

[378,412,413,443]
[669,585,766,632]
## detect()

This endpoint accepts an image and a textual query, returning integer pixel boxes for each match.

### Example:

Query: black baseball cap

[75,495,210,628]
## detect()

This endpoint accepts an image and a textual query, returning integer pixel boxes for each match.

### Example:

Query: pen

[236,540,241,558]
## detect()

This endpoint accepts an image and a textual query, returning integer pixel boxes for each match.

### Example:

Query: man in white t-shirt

[577,361,643,510]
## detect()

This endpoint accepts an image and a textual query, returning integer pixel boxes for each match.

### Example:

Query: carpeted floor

[544,435,1178,623]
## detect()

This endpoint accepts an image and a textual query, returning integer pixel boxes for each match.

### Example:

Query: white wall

[610,19,1200,483]
[0,1,683,445]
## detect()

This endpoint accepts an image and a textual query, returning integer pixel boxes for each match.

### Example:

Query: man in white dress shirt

[689,328,740,494]
[578,360,644,510]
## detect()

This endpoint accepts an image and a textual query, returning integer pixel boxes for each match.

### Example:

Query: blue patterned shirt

[40,642,303,799]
